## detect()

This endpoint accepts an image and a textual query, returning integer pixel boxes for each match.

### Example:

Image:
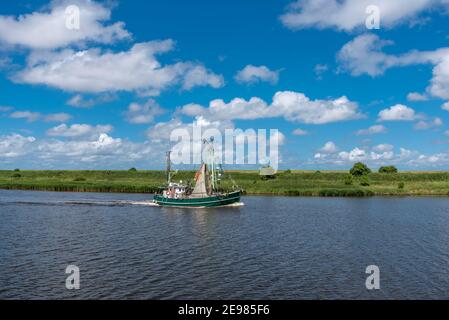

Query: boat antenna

[166,151,172,184]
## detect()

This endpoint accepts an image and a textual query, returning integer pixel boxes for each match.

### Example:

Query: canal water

[1,190,449,299]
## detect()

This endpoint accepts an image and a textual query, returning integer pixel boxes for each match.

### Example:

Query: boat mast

[204,137,217,192]
[166,151,172,184]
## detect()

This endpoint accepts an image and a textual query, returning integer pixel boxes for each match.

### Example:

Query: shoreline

[2,187,449,198]
[1,170,449,197]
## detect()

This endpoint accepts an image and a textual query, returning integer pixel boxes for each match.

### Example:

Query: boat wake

[1,199,156,207]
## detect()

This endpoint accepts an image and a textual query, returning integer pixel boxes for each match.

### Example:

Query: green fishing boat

[153,138,242,208]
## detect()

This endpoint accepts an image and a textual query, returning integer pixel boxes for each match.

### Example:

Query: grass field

[2,170,449,197]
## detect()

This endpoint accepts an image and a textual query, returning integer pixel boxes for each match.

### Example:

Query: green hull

[153,191,241,208]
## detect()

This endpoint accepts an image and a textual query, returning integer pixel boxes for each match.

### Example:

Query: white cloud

[442,102,449,111]
[46,123,113,138]
[292,128,309,136]
[44,113,72,122]
[66,93,117,108]
[0,134,36,158]
[235,65,280,85]
[146,116,234,143]
[272,92,363,124]
[312,144,416,166]
[10,111,41,122]
[9,110,71,123]
[314,64,328,79]
[414,117,443,130]
[378,104,416,121]
[178,91,363,125]
[338,34,449,99]
[0,0,130,50]
[0,132,156,167]
[280,0,440,31]
[14,40,224,95]
[407,92,428,101]
[319,141,338,153]
[182,64,225,90]
[356,124,387,135]
[125,100,164,124]
[372,144,394,152]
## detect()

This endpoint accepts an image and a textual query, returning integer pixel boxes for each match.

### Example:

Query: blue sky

[1,0,449,169]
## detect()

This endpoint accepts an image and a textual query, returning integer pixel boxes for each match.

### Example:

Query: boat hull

[153,191,241,208]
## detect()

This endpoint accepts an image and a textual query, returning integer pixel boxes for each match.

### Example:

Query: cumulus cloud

[0,134,36,158]
[372,144,394,152]
[414,117,443,130]
[272,92,364,124]
[442,102,449,111]
[312,144,417,166]
[280,0,440,31]
[125,100,164,124]
[9,110,71,123]
[146,116,235,143]
[235,65,280,85]
[44,113,72,122]
[338,33,449,99]
[319,141,338,153]
[378,104,417,121]
[10,111,41,122]
[13,40,224,95]
[407,92,428,102]
[46,123,113,138]
[0,0,131,50]
[178,91,363,125]
[356,124,387,135]
[0,132,156,167]
[314,64,328,80]
[292,128,309,136]
[66,93,117,108]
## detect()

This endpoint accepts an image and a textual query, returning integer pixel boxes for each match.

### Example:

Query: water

[1,189,449,300]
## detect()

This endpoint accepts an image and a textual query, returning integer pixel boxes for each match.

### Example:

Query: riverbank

[1,170,449,197]
[0,170,449,197]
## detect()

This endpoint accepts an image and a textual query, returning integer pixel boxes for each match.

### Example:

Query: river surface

[1,189,449,299]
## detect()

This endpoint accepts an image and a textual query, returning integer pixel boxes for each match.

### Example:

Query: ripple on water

[1,190,449,299]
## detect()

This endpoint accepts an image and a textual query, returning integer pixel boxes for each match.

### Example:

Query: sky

[1,0,449,170]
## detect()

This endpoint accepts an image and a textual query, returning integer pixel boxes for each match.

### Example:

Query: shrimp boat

[153,138,242,208]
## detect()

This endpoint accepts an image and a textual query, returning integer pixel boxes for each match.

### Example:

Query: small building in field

[259,166,277,179]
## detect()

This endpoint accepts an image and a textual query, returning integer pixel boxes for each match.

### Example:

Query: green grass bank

[2,170,449,197]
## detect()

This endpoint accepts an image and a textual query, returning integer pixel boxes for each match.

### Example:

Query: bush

[129,167,137,172]
[379,166,398,174]
[73,177,86,182]
[318,189,374,197]
[284,169,292,174]
[350,162,371,176]
[344,174,353,185]
[14,168,20,172]
[398,182,405,189]
[11,173,21,178]
[360,175,370,186]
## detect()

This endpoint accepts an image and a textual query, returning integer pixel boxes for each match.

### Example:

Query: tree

[350,162,371,176]
[128,167,137,172]
[379,166,398,173]
[360,175,370,186]
[344,174,353,185]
